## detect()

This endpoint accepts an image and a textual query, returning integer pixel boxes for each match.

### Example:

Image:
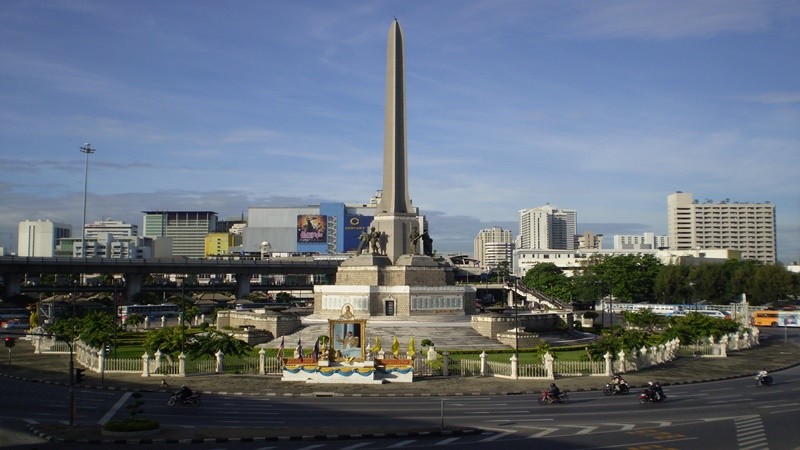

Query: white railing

[554,360,605,376]
[518,363,548,378]
[457,359,482,376]
[486,361,512,377]
[104,357,143,372]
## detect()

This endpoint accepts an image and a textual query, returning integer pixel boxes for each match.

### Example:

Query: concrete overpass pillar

[124,273,144,300]
[234,273,251,299]
[2,272,23,298]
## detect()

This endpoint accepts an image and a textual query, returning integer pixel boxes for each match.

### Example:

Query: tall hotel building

[473,227,513,270]
[519,205,577,250]
[667,192,776,264]
[142,211,218,258]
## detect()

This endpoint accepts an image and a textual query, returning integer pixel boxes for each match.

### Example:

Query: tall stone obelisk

[313,20,476,320]
[371,19,420,263]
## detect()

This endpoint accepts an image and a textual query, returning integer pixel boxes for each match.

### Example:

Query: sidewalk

[4,336,799,444]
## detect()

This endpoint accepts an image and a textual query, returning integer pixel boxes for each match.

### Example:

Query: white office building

[614,232,669,250]
[519,204,577,250]
[18,220,72,257]
[667,192,776,264]
[473,227,513,270]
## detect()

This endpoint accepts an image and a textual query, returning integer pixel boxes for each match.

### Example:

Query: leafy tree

[79,311,119,350]
[143,327,184,356]
[661,312,740,344]
[621,309,667,333]
[496,261,511,283]
[187,330,252,359]
[49,317,83,344]
[124,314,145,331]
[522,263,571,299]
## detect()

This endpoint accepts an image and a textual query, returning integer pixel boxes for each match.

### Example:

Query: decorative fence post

[143,316,150,330]
[154,349,163,373]
[480,351,487,377]
[215,350,224,374]
[426,345,437,361]
[35,334,43,354]
[258,348,266,375]
[98,348,105,377]
[141,353,151,377]
[442,351,450,377]
[179,352,186,377]
[510,354,519,380]
[604,351,613,376]
[160,316,166,328]
[544,352,554,380]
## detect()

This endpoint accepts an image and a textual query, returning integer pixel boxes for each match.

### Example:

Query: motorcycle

[603,382,630,396]
[538,390,569,405]
[755,374,773,386]
[167,392,202,407]
[638,387,666,404]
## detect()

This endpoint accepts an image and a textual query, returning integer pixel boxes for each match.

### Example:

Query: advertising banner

[297,215,327,243]
[344,214,372,252]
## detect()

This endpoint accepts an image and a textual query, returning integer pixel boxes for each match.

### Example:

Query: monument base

[281,359,413,384]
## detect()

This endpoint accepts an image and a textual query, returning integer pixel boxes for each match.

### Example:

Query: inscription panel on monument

[322,295,369,311]
[411,295,463,311]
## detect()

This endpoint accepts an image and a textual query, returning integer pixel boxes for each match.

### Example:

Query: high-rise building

[578,231,604,250]
[614,232,669,250]
[142,211,218,258]
[84,219,137,239]
[17,220,72,257]
[519,205,577,250]
[473,227,513,270]
[667,192,776,264]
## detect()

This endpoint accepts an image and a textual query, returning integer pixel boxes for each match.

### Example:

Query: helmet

[648,381,653,386]
[181,385,187,388]
[550,383,556,388]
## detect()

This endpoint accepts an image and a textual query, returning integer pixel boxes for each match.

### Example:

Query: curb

[27,423,482,445]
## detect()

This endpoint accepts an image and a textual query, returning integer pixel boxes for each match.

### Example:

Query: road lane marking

[386,440,416,448]
[98,392,131,425]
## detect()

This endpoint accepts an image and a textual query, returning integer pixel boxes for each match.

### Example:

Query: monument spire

[377,19,414,216]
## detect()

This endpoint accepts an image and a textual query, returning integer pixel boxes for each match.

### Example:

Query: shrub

[421,339,434,347]
[103,419,159,432]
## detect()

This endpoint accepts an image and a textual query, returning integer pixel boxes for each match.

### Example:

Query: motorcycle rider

[548,383,562,402]
[610,374,627,393]
[756,370,772,385]
[176,384,193,403]
[647,381,664,401]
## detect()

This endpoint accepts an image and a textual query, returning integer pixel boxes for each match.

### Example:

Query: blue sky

[1,1,798,263]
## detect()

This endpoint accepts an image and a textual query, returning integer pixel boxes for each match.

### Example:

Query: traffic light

[3,337,14,348]
[74,368,86,384]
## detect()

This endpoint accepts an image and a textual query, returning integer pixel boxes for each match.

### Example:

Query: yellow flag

[371,337,382,353]
[391,336,400,357]
[407,337,416,358]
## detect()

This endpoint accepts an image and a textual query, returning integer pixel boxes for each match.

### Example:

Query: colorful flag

[296,337,303,361]
[391,336,400,357]
[312,338,320,361]
[407,336,416,358]
[371,337,382,354]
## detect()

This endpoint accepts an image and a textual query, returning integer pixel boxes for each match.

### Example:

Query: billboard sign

[297,215,327,243]
[344,214,372,252]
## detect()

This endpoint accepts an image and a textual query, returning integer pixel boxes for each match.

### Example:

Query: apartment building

[667,191,776,264]
[519,204,577,250]
[473,227,513,270]
[614,232,669,250]
[17,220,72,257]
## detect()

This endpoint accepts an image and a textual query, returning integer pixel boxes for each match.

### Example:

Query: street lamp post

[79,143,95,260]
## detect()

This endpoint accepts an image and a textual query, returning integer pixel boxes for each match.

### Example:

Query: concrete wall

[471,313,563,339]
[216,310,301,338]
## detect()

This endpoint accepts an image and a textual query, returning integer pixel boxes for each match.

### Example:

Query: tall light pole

[79,143,96,259]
